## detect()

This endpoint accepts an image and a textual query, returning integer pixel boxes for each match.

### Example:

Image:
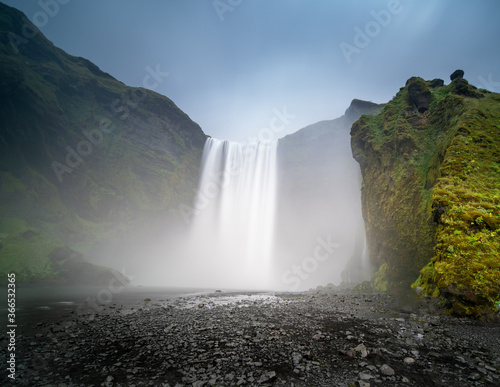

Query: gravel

[2,290,500,386]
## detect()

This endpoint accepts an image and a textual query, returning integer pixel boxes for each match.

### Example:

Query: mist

[83,106,372,292]
[273,118,371,291]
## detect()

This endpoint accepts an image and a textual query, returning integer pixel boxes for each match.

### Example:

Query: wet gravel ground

[3,290,500,386]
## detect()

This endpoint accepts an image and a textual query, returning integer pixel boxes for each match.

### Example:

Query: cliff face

[0,3,206,282]
[351,72,500,318]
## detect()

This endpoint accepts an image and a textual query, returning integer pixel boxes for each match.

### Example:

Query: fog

[273,122,371,290]
[5,0,499,290]
[87,115,371,292]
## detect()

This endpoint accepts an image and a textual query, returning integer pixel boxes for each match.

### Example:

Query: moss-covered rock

[420,91,500,318]
[407,77,432,113]
[351,71,500,318]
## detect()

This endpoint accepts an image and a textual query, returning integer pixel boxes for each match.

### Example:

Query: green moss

[0,171,26,193]
[351,78,454,291]
[416,92,500,318]
[373,263,388,292]
[412,262,436,295]
[0,218,62,281]
[353,74,500,318]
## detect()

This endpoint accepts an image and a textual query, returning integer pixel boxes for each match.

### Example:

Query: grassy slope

[0,3,206,282]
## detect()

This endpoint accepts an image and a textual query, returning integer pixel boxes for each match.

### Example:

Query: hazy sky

[4,0,500,141]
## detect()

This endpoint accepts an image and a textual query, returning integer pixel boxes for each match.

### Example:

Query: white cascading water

[187,138,277,290]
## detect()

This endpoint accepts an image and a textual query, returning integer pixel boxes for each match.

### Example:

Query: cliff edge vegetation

[351,71,500,318]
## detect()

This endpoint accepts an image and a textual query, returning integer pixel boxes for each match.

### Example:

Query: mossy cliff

[351,71,500,318]
[0,3,206,283]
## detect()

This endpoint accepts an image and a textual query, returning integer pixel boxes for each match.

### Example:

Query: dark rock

[407,77,432,113]
[428,78,444,88]
[469,373,481,381]
[450,69,465,81]
[358,371,374,380]
[259,370,276,383]
[433,202,447,224]
[450,77,484,98]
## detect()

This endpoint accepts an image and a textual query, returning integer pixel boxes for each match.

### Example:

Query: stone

[450,69,464,81]
[449,77,484,98]
[10,288,500,386]
[429,78,444,88]
[358,372,374,380]
[258,371,276,383]
[403,357,415,364]
[407,77,432,113]
[292,353,302,364]
[469,373,481,381]
[354,343,368,358]
[380,364,395,376]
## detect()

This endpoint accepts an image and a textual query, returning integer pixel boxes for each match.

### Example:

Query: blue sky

[4,0,500,141]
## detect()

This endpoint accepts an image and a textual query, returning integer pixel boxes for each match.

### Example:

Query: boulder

[450,69,464,81]
[428,78,444,88]
[407,77,431,113]
[450,77,483,98]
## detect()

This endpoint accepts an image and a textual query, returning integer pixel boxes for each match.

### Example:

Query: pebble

[359,371,374,380]
[4,291,500,386]
[380,364,395,376]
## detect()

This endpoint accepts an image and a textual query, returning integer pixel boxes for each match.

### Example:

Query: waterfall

[187,138,277,290]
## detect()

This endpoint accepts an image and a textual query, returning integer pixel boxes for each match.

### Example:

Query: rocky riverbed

[3,290,500,386]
